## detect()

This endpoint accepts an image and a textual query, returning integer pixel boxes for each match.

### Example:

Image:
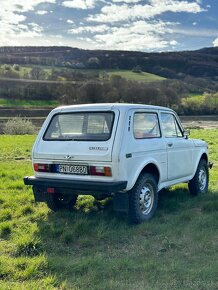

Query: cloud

[0,0,210,51]
[112,0,141,2]
[213,38,218,47]
[87,1,204,23]
[0,0,55,45]
[173,28,218,37]
[36,10,49,15]
[82,20,178,51]
[69,24,109,34]
[62,0,96,9]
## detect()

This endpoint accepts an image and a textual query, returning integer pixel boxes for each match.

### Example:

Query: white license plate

[58,164,88,175]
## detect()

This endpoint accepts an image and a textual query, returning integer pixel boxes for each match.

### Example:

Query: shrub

[4,117,36,135]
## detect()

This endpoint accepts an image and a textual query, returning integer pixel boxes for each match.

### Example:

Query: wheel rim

[139,184,154,215]
[198,168,207,191]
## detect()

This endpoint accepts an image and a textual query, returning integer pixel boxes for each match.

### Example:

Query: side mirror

[184,129,190,139]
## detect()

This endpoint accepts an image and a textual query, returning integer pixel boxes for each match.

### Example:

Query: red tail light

[34,163,49,172]
[90,166,112,177]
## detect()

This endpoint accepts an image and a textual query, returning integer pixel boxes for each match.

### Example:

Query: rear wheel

[46,193,78,211]
[129,173,158,223]
[188,159,208,195]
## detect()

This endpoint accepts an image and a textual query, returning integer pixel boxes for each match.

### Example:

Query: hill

[0,46,218,115]
[0,46,218,79]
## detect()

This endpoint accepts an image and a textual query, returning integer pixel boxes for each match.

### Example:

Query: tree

[31,67,45,80]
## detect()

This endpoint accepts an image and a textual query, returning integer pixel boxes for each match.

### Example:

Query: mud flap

[113,193,129,213]
[33,186,48,202]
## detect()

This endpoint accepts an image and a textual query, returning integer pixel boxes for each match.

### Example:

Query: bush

[4,117,36,135]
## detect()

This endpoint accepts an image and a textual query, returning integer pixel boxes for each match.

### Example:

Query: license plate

[58,164,88,175]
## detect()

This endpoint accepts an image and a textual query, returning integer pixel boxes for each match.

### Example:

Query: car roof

[55,103,173,113]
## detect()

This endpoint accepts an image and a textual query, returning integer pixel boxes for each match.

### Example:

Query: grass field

[0,130,217,289]
[0,64,165,83]
[0,98,58,107]
[106,70,165,82]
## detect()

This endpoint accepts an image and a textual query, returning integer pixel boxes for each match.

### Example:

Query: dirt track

[180,116,218,129]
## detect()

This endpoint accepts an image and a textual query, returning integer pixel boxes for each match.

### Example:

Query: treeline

[180,93,218,115]
[0,46,218,81]
[1,74,218,114]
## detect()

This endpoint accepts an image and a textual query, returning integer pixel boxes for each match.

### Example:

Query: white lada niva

[24,103,213,223]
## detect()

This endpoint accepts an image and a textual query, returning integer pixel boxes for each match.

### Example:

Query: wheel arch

[128,162,160,191]
[192,151,208,179]
[200,152,208,163]
[141,163,160,183]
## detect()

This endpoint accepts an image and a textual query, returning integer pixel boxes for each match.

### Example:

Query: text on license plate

[58,164,88,175]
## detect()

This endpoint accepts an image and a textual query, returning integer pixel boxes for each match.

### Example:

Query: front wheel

[46,193,78,211]
[188,159,209,195]
[128,173,158,223]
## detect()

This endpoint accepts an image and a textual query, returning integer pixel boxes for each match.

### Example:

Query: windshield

[43,111,115,141]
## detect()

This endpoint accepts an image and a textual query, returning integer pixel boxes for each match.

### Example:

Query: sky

[0,0,218,52]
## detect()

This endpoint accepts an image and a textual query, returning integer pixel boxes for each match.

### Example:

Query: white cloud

[170,40,178,46]
[173,28,218,37]
[69,24,109,34]
[36,10,49,15]
[88,20,178,51]
[0,0,55,13]
[88,1,204,23]
[112,0,141,2]
[62,0,96,9]
[67,19,74,24]
[213,38,218,47]
[0,0,55,46]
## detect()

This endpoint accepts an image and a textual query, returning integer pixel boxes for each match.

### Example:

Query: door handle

[167,143,173,147]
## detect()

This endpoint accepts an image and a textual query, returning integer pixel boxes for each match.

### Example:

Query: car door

[160,112,194,181]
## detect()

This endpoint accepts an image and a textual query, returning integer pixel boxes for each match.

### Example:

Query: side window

[133,112,161,139]
[161,113,183,138]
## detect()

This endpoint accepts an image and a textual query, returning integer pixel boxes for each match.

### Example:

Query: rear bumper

[23,176,127,193]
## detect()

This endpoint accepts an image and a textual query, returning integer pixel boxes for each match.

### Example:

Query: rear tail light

[90,166,112,177]
[47,187,55,193]
[34,163,50,172]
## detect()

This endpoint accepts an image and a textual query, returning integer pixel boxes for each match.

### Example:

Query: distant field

[0,98,58,107]
[106,70,165,82]
[0,130,217,289]
[0,64,165,83]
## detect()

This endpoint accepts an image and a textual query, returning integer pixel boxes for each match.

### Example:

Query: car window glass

[161,113,183,138]
[44,112,114,141]
[133,113,160,139]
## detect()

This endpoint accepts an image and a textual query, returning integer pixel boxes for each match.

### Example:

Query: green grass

[0,131,217,289]
[106,70,165,82]
[0,98,58,107]
[78,68,165,82]
[0,64,165,83]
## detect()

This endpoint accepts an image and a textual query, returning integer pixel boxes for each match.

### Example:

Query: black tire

[129,173,158,223]
[188,159,209,196]
[46,193,78,211]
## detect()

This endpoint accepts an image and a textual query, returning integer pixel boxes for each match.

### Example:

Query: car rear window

[43,112,115,141]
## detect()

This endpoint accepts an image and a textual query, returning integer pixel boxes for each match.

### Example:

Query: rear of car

[24,104,127,209]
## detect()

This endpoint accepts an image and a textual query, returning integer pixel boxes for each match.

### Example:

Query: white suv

[24,103,212,223]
